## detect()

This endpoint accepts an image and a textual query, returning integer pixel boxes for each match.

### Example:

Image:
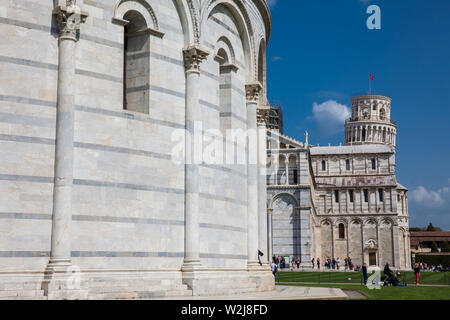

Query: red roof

[410,232,450,246]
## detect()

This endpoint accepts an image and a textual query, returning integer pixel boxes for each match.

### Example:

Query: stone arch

[200,0,254,81]
[270,192,298,210]
[113,0,161,32]
[214,36,236,65]
[173,0,195,46]
[364,217,378,227]
[320,218,333,227]
[270,193,301,257]
[381,217,394,228]
[257,38,267,103]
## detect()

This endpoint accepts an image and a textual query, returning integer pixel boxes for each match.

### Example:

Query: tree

[410,227,425,232]
[426,223,442,232]
[441,241,450,253]
[430,241,439,253]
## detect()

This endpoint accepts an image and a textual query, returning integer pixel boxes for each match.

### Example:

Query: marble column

[257,106,270,265]
[284,159,289,185]
[392,225,400,267]
[46,3,87,274]
[43,3,88,299]
[267,209,273,262]
[376,222,382,266]
[181,46,209,272]
[246,82,262,270]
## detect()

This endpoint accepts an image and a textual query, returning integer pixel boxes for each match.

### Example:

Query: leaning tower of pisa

[344,95,397,146]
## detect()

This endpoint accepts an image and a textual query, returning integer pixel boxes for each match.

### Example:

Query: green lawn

[281,283,450,300]
[276,271,450,285]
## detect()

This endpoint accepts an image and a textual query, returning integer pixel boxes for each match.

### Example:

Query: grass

[281,283,450,300]
[276,270,450,285]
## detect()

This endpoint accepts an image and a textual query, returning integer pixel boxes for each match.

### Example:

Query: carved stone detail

[257,106,270,125]
[183,46,209,73]
[245,82,263,103]
[53,2,88,41]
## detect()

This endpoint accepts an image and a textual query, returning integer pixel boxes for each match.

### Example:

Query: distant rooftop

[310,144,394,155]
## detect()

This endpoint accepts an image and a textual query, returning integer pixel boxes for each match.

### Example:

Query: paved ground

[156,286,348,300]
[342,289,368,300]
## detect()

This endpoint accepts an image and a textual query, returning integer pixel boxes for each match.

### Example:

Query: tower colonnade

[345,95,397,147]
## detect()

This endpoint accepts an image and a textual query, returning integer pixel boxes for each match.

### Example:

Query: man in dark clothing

[362,263,368,285]
[384,263,394,277]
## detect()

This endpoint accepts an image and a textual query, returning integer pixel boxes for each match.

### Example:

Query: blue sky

[265,0,450,230]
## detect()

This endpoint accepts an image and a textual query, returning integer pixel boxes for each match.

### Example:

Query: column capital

[52,2,88,41]
[257,105,270,126]
[245,81,263,104]
[183,46,209,73]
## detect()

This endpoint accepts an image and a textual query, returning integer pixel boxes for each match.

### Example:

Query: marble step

[88,284,189,293]
[0,289,45,298]
[89,289,193,300]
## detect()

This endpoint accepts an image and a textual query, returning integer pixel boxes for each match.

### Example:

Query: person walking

[311,258,315,269]
[271,260,278,279]
[414,263,420,285]
[362,263,368,285]
[317,258,320,270]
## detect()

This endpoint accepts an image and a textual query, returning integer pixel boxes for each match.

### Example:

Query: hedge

[414,254,450,268]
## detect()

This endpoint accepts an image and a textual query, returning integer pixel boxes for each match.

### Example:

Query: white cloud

[271,56,282,62]
[266,0,277,8]
[410,185,449,208]
[309,100,351,135]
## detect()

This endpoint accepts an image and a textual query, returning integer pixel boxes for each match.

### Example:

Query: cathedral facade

[0,0,274,299]
[267,95,412,270]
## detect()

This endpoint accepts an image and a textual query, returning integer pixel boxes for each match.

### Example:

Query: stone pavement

[154,286,348,300]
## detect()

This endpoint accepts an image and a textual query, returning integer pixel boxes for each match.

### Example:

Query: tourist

[362,263,368,285]
[414,263,420,285]
[296,257,300,269]
[332,258,336,270]
[336,257,341,270]
[311,257,315,269]
[271,260,278,278]
[317,258,320,269]
[344,258,348,271]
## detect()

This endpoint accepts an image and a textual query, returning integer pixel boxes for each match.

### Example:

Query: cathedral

[266,95,412,270]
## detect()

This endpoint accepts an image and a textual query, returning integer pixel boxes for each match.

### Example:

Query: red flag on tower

[370,73,374,81]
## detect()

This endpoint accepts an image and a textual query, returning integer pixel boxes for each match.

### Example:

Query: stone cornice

[52,4,88,41]
[267,185,311,190]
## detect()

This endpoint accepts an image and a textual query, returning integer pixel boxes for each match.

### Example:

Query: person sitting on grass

[384,263,407,287]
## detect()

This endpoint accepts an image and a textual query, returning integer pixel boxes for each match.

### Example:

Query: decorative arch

[113,0,162,36]
[364,218,378,227]
[214,36,236,65]
[335,218,348,228]
[320,218,333,227]
[270,192,298,210]
[350,217,363,225]
[381,217,394,227]
[257,38,267,100]
[200,0,255,80]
